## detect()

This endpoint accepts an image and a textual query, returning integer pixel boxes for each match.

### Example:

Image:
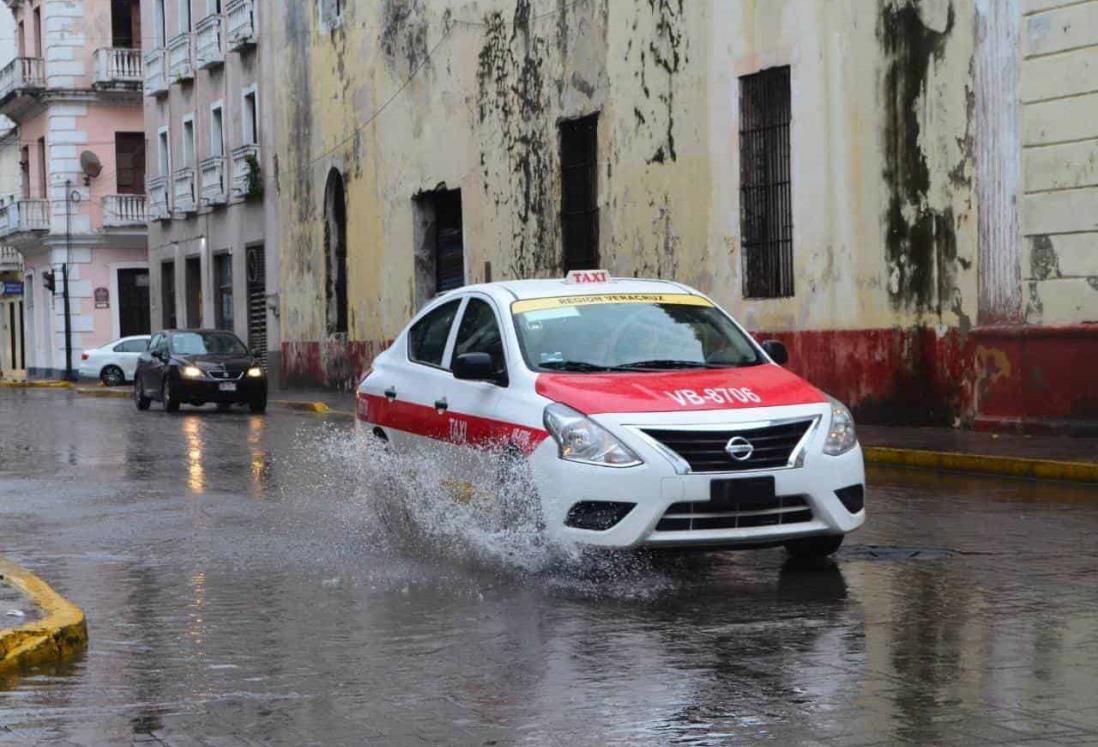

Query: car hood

[534,364,826,414]
[175,354,255,370]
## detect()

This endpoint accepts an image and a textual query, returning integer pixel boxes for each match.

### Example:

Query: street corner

[0,557,87,679]
[272,399,354,418]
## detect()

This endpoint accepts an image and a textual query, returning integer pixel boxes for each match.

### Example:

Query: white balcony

[0,57,45,101]
[167,33,194,82]
[0,245,22,273]
[93,48,143,88]
[0,199,49,238]
[200,156,227,207]
[147,177,170,220]
[195,14,224,69]
[226,0,256,50]
[144,49,167,96]
[102,194,147,227]
[173,168,197,214]
[230,144,261,201]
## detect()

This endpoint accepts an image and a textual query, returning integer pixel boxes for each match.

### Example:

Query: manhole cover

[842,545,957,561]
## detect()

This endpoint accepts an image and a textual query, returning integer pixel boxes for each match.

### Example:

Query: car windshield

[170,331,248,356]
[511,294,762,372]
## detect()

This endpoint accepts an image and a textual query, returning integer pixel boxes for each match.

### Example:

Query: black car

[134,329,268,413]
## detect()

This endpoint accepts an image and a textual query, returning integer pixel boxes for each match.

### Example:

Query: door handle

[434,398,448,413]
[384,387,397,402]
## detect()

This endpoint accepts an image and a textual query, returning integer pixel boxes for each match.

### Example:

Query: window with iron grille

[740,66,793,298]
[560,114,599,272]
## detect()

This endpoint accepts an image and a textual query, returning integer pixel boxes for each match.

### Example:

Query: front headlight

[182,366,203,379]
[543,403,642,467]
[247,367,264,378]
[823,398,858,456]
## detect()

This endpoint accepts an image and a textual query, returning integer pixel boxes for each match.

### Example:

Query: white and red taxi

[356,271,865,557]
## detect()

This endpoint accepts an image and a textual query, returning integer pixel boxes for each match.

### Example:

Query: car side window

[115,339,147,353]
[408,300,461,367]
[147,334,161,354]
[453,298,505,372]
[155,336,169,355]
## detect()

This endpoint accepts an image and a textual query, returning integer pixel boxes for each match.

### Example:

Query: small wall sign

[0,281,23,297]
[94,287,110,309]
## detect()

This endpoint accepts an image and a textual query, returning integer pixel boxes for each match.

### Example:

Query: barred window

[740,66,793,299]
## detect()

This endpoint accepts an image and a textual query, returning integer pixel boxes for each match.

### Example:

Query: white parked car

[79,335,150,386]
[356,271,865,557]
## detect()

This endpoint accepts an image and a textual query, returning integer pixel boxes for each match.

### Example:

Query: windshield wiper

[616,359,742,370]
[539,360,619,372]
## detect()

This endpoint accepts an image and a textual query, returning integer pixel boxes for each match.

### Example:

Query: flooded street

[2,389,1098,746]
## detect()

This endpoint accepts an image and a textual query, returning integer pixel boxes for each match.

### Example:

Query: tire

[162,377,181,412]
[134,379,150,411]
[784,535,844,559]
[249,396,267,414]
[100,365,125,387]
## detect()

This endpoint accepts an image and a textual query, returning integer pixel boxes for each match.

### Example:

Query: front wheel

[101,365,125,387]
[249,396,267,414]
[784,535,844,559]
[134,379,150,411]
[162,377,181,412]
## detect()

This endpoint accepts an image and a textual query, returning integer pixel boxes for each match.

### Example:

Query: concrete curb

[0,380,72,389]
[270,400,355,419]
[864,446,1098,484]
[0,558,87,674]
[75,386,129,399]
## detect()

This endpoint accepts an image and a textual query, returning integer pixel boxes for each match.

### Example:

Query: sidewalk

[860,425,1098,483]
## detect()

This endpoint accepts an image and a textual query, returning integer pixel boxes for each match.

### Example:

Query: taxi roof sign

[565,269,611,284]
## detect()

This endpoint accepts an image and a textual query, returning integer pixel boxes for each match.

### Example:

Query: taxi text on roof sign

[565,269,611,284]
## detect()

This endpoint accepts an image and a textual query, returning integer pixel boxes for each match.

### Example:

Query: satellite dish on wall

[80,150,103,179]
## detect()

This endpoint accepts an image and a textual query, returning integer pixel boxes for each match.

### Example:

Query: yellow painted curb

[75,386,130,399]
[272,399,332,414]
[864,446,1098,484]
[0,380,72,389]
[0,558,87,674]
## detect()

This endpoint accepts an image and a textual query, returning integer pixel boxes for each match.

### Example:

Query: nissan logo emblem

[725,436,754,461]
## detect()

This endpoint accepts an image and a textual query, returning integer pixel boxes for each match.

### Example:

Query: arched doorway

[324,168,348,337]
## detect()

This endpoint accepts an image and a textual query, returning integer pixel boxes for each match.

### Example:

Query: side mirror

[761,339,789,366]
[452,352,502,384]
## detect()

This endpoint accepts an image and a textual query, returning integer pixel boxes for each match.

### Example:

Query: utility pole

[62,179,74,381]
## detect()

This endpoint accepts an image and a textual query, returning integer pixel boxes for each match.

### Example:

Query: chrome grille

[642,419,814,473]
[656,495,813,532]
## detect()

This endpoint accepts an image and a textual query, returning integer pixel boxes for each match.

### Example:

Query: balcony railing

[147,177,170,220]
[173,168,197,214]
[144,49,167,96]
[93,48,143,88]
[200,156,227,206]
[0,199,49,238]
[167,33,194,82]
[230,144,261,201]
[196,14,224,69]
[102,194,147,227]
[226,0,256,50]
[0,57,45,100]
[0,245,22,272]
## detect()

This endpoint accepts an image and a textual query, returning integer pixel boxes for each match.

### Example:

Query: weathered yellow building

[268,0,1097,431]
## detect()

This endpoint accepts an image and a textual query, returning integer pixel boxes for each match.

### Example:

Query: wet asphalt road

[2,389,1098,746]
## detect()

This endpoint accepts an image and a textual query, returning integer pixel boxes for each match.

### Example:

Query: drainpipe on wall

[62,180,74,381]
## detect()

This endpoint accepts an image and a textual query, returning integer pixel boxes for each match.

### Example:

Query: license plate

[709,476,777,511]
[219,383,237,392]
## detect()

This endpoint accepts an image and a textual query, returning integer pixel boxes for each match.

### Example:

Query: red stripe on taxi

[357,393,548,454]
[535,364,826,414]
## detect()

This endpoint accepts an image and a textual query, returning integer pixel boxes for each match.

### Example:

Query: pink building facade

[0,0,148,379]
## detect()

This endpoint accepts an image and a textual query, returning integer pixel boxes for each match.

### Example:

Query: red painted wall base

[283,323,1098,434]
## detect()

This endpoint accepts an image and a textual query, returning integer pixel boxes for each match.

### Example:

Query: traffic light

[42,270,56,293]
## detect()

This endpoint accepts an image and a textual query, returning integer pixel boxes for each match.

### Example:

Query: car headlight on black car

[823,397,858,456]
[247,367,264,378]
[182,366,203,379]
[543,403,642,467]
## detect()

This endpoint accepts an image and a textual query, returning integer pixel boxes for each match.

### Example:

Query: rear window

[408,300,461,367]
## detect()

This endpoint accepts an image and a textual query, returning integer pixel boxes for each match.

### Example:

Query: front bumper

[175,376,267,403]
[530,403,866,549]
